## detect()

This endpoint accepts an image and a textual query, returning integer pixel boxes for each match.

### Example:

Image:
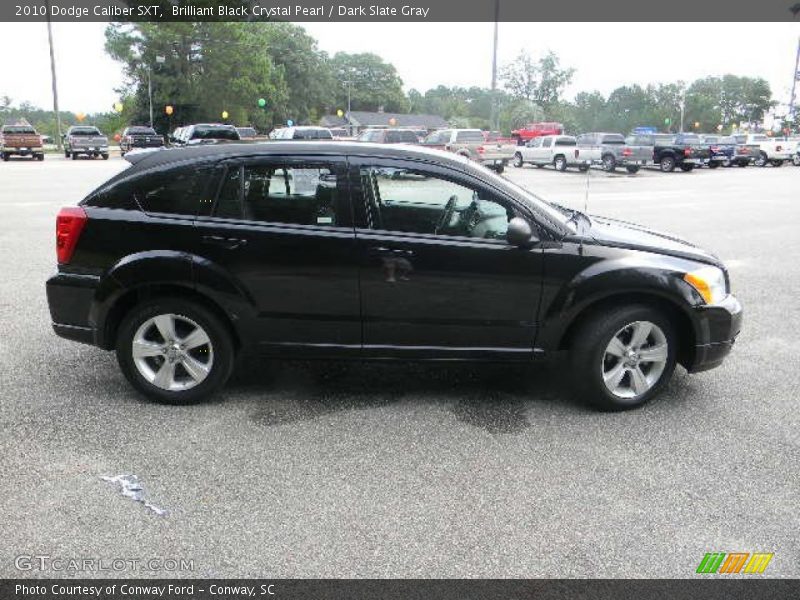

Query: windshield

[71,127,101,136]
[3,126,37,134]
[192,126,240,140]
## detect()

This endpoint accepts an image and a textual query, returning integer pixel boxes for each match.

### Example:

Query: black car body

[639,133,712,172]
[64,126,109,160]
[120,126,165,155]
[46,143,741,410]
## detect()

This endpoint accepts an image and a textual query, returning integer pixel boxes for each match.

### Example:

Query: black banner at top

[4,0,800,22]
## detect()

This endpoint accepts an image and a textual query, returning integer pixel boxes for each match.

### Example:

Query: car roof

[122,141,474,172]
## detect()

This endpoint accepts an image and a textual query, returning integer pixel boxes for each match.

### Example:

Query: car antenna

[579,162,591,254]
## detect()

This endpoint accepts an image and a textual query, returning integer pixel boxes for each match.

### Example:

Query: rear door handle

[369,246,414,258]
[202,235,247,250]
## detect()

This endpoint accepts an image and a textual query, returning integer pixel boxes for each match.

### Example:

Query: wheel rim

[513,154,522,167]
[603,157,614,170]
[555,158,564,169]
[661,159,672,171]
[601,320,668,399]
[132,313,214,391]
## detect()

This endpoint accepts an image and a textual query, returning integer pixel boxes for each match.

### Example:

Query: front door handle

[202,235,247,250]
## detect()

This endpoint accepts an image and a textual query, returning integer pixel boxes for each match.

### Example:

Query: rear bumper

[46,272,101,347]
[687,294,742,373]
[2,148,43,156]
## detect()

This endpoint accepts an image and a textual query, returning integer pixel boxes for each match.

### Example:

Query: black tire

[602,154,616,172]
[513,152,524,168]
[755,152,767,167]
[1,153,8,162]
[36,154,44,161]
[71,153,78,160]
[737,161,748,167]
[569,304,677,411]
[102,153,109,160]
[679,164,694,172]
[793,155,800,166]
[553,155,567,171]
[659,155,675,172]
[578,165,589,172]
[708,161,720,169]
[625,165,640,174]
[64,151,70,158]
[770,159,783,168]
[535,164,545,169]
[116,297,235,405]
[494,163,505,174]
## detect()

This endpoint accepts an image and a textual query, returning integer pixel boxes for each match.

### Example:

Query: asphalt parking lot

[0,154,798,578]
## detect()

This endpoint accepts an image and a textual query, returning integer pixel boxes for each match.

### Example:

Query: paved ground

[0,155,798,578]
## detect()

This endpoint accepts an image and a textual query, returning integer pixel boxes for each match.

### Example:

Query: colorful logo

[696,552,773,574]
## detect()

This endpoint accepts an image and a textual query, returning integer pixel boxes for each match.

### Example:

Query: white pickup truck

[734,134,794,167]
[512,134,591,172]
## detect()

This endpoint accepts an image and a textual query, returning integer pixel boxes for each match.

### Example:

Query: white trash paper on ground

[100,474,168,516]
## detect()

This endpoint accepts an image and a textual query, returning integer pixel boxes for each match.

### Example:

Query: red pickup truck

[1,123,44,161]
[511,122,564,145]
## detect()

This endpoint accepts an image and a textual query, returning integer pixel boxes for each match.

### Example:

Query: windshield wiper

[549,201,592,229]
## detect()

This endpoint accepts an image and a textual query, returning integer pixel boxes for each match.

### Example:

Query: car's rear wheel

[754,152,767,167]
[71,153,78,160]
[659,156,675,172]
[602,154,616,172]
[116,298,234,404]
[793,155,800,166]
[554,155,567,171]
[625,166,640,174]
[708,161,720,169]
[64,151,70,158]
[569,305,677,411]
[679,164,694,172]
[770,159,783,167]
[513,153,524,168]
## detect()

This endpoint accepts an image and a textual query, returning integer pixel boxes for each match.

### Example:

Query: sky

[0,21,798,115]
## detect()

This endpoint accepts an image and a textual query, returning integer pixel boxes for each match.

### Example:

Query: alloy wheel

[601,320,668,399]
[131,313,214,391]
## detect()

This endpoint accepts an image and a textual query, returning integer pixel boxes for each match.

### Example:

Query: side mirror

[506,217,536,247]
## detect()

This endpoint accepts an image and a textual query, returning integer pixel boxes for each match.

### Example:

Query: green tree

[330,52,409,113]
[501,50,574,111]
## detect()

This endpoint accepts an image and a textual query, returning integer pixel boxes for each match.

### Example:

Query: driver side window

[359,166,513,241]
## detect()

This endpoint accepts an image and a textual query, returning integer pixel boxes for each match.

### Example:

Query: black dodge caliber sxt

[46,142,742,410]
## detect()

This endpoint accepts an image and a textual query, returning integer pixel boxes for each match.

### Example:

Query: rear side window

[89,165,210,215]
[601,134,625,144]
[555,138,576,146]
[214,162,340,227]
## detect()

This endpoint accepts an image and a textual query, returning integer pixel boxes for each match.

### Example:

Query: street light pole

[679,89,686,133]
[489,0,500,132]
[789,36,800,121]
[44,0,63,151]
[146,66,153,128]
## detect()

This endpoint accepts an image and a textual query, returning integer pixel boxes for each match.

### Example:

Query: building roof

[320,111,448,129]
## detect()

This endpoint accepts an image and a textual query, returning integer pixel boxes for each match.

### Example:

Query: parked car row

[511,131,800,174]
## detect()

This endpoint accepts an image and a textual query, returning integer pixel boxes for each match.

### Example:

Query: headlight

[684,266,727,305]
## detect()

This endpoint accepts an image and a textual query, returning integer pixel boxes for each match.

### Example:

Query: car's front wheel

[513,153,524,168]
[116,298,235,404]
[569,305,676,411]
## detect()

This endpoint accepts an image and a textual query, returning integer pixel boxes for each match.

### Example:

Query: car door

[349,157,545,359]
[193,155,361,355]
[522,137,543,162]
[535,137,553,163]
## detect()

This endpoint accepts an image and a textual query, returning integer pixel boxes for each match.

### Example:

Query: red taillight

[476,145,485,154]
[56,207,87,264]
[684,148,692,157]
[622,148,632,157]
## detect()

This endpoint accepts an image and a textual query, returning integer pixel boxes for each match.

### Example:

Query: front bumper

[687,293,742,373]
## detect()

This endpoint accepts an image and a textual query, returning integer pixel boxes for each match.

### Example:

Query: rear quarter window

[88,165,212,216]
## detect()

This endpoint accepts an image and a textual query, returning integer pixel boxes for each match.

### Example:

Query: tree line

[1,22,789,139]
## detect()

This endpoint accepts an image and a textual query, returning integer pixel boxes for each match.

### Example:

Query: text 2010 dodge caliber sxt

[46,142,742,410]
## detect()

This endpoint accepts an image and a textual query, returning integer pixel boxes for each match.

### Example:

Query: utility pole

[146,66,153,128]
[44,0,63,151]
[789,36,800,121]
[489,0,500,132]
[679,88,686,133]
